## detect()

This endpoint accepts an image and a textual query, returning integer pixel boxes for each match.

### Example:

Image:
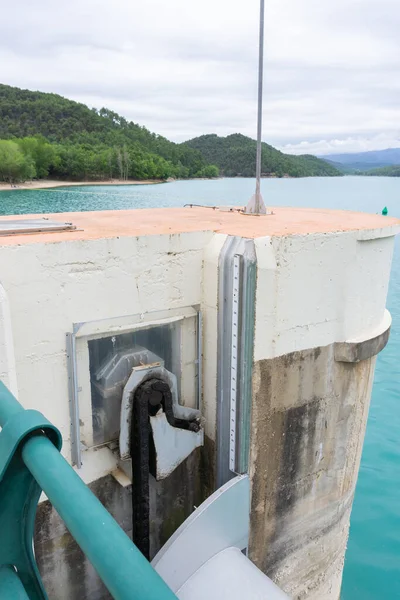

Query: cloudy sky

[1,0,399,155]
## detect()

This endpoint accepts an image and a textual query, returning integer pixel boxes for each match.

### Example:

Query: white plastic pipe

[177,547,290,600]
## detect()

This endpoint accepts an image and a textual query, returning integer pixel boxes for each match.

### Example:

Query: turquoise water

[1,177,399,598]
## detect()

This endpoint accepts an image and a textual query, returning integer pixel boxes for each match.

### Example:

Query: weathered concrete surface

[149,449,203,560]
[34,475,126,600]
[334,324,390,363]
[34,450,203,600]
[248,343,376,599]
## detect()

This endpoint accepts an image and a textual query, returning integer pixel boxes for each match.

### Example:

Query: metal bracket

[119,365,202,461]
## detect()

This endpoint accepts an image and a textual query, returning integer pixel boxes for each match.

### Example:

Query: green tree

[0,140,36,182]
[195,165,219,178]
[0,83,340,182]
[17,136,56,178]
[0,83,210,180]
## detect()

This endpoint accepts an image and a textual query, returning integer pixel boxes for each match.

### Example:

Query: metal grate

[0,219,76,236]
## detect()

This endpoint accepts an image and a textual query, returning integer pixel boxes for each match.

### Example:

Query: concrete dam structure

[0,206,398,599]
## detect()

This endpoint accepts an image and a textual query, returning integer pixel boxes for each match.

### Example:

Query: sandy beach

[0,179,164,192]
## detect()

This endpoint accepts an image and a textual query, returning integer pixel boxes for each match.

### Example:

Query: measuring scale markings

[230,254,241,472]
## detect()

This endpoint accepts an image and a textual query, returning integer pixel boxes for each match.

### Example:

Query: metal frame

[196,311,203,411]
[217,238,257,486]
[66,332,81,468]
[229,255,241,471]
[66,307,201,469]
[237,246,257,474]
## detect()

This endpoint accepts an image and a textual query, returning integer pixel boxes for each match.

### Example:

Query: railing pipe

[0,382,177,600]
[21,435,177,600]
[0,383,24,426]
[0,566,30,599]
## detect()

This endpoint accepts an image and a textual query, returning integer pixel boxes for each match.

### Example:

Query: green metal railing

[0,381,177,600]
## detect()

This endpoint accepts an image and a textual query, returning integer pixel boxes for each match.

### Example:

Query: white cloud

[281,135,400,156]
[1,0,399,154]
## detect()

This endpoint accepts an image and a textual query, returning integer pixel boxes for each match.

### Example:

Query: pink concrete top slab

[0,207,398,246]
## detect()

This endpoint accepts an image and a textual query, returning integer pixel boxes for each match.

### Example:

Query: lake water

[1,177,399,599]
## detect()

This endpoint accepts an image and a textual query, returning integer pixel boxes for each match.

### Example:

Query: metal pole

[21,435,177,600]
[255,0,265,210]
[245,0,267,215]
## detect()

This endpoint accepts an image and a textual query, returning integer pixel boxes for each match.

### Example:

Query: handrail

[0,566,30,599]
[0,381,177,600]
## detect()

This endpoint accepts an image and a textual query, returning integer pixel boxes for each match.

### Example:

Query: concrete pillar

[247,228,397,599]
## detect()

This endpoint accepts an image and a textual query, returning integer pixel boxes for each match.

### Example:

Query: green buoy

[382,206,388,216]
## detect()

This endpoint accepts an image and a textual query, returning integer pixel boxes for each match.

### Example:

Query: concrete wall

[248,229,395,599]
[253,230,394,360]
[0,231,212,476]
[0,229,214,598]
[34,452,203,600]
[0,215,396,600]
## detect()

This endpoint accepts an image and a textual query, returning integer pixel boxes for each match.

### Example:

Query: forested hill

[364,165,400,177]
[0,84,340,183]
[0,84,218,182]
[185,134,341,178]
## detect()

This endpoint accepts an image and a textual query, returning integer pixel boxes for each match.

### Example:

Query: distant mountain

[185,134,341,178]
[365,165,400,177]
[320,159,356,174]
[319,148,400,172]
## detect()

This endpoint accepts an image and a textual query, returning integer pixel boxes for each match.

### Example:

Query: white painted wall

[254,230,396,361]
[201,234,227,442]
[0,224,396,481]
[0,283,18,396]
[0,231,213,480]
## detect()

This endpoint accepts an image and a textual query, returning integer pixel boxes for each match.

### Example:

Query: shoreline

[0,179,164,193]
